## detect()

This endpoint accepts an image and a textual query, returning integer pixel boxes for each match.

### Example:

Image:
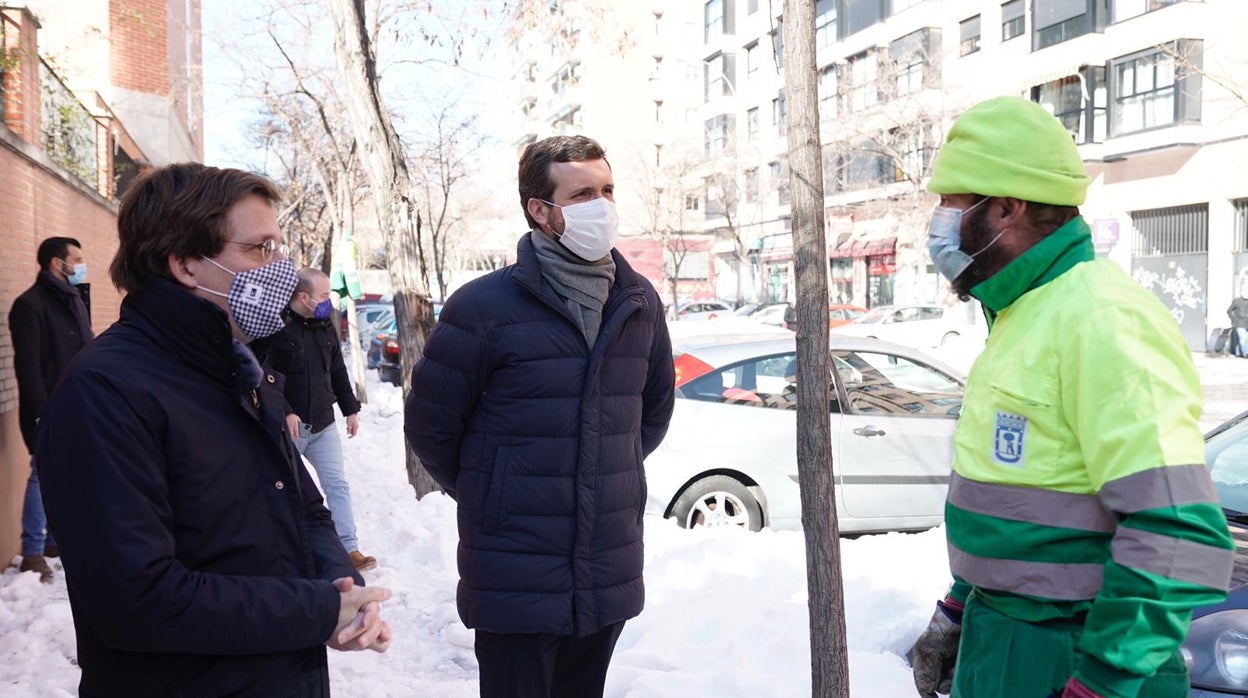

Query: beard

[949,204,999,300]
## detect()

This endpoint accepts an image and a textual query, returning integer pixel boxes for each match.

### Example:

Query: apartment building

[692,0,1248,349]
[506,0,724,306]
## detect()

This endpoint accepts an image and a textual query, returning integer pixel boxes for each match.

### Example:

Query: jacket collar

[972,216,1095,322]
[121,276,244,389]
[37,269,83,298]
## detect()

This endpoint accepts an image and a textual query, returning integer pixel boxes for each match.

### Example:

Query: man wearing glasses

[35,163,392,695]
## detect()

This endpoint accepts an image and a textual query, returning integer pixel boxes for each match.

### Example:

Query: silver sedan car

[647,333,965,534]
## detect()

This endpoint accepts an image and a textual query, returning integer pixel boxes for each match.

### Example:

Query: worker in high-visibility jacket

[907,97,1233,698]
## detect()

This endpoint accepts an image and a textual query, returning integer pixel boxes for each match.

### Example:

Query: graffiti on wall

[1133,264,1203,326]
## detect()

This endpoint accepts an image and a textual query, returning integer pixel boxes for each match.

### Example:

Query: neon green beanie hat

[928,97,1089,206]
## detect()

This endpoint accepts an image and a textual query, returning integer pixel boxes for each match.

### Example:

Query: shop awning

[828,233,854,259]
[851,236,896,257]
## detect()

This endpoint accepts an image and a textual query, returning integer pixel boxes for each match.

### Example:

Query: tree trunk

[783,1,850,697]
[326,0,438,498]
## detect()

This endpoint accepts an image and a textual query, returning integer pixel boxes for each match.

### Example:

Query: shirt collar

[971,216,1095,320]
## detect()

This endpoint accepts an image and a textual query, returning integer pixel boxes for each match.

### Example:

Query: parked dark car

[374,303,442,386]
[1188,409,1248,697]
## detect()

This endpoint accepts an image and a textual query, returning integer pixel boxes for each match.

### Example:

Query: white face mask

[541,198,619,262]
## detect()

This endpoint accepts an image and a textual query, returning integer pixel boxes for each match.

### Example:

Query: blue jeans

[293,423,358,551]
[22,458,56,556]
[1236,328,1248,357]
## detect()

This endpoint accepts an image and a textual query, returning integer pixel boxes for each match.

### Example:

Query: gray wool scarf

[530,230,616,346]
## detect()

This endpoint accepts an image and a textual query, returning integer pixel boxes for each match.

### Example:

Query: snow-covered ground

[3,352,1247,697]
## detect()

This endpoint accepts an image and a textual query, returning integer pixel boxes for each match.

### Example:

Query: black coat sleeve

[36,369,342,655]
[404,301,488,499]
[640,298,675,457]
[9,296,49,422]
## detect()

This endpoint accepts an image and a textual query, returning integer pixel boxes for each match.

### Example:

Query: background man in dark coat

[1228,273,1248,357]
[260,266,375,571]
[8,236,93,582]
[36,163,391,697]
[405,135,676,698]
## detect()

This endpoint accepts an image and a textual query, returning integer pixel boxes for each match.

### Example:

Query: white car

[653,332,963,534]
[673,300,733,321]
[832,304,972,349]
[647,334,964,534]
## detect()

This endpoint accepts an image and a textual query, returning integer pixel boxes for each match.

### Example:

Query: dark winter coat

[35,277,361,698]
[404,233,676,637]
[1229,297,1248,329]
[261,313,361,432]
[8,271,93,452]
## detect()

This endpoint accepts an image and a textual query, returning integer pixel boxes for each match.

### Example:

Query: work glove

[1048,678,1103,698]
[907,596,964,698]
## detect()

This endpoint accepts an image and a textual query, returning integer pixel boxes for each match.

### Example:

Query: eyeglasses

[224,239,289,262]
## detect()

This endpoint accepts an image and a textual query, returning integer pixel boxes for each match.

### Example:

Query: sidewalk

[1194,352,1248,430]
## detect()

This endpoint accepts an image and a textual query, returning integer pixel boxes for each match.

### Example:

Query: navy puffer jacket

[405,233,675,636]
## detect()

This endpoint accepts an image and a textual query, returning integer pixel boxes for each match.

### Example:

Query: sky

[4,345,1248,696]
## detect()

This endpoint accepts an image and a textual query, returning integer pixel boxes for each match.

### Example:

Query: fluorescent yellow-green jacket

[946,217,1233,698]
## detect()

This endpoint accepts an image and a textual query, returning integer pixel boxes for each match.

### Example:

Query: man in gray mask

[405,135,675,698]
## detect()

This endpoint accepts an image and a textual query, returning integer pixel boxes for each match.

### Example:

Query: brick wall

[0,127,120,563]
[110,0,169,94]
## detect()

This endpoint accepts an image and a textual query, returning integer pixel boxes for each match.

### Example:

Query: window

[1130,203,1208,257]
[890,30,932,97]
[816,6,838,50]
[1034,0,1091,50]
[1032,74,1092,141]
[748,0,759,14]
[705,114,733,156]
[772,93,787,136]
[771,22,784,70]
[685,194,701,211]
[819,65,839,118]
[959,15,981,56]
[844,0,887,38]
[1113,0,1181,23]
[745,168,759,202]
[746,106,759,140]
[1001,0,1025,41]
[681,353,800,410]
[822,143,842,193]
[893,124,933,182]
[746,42,759,77]
[705,0,724,42]
[1111,46,1196,135]
[846,139,890,190]
[705,53,736,100]
[834,350,963,416]
[847,51,877,112]
[771,159,790,205]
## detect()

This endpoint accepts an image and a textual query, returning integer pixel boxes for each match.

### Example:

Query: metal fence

[1130,203,1209,257]
[39,57,98,189]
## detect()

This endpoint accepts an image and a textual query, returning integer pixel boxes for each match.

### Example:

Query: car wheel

[670,475,763,532]
[940,331,960,346]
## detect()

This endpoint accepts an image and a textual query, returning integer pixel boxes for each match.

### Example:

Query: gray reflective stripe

[948,543,1104,600]
[1112,526,1233,590]
[787,475,950,485]
[948,472,1114,533]
[1099,464,1218,515]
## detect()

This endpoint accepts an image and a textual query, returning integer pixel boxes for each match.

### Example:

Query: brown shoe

[19,555,53,584]
[43,544,59,559]
[348,551,377,572]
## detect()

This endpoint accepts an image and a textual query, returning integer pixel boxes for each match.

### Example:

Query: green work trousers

[951,593,1189,698]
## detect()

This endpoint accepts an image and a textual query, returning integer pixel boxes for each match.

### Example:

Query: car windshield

[732,303,761,316]
[855,307,894,324]
[1208,413,1248,515]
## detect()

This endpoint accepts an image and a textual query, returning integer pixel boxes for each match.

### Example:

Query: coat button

[267,374,276,384]
[275,481,285,490]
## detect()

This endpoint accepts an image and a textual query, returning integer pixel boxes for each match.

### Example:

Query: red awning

[851,236,896,258]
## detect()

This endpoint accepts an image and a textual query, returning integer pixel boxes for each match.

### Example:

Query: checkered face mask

[200,257,299,339]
